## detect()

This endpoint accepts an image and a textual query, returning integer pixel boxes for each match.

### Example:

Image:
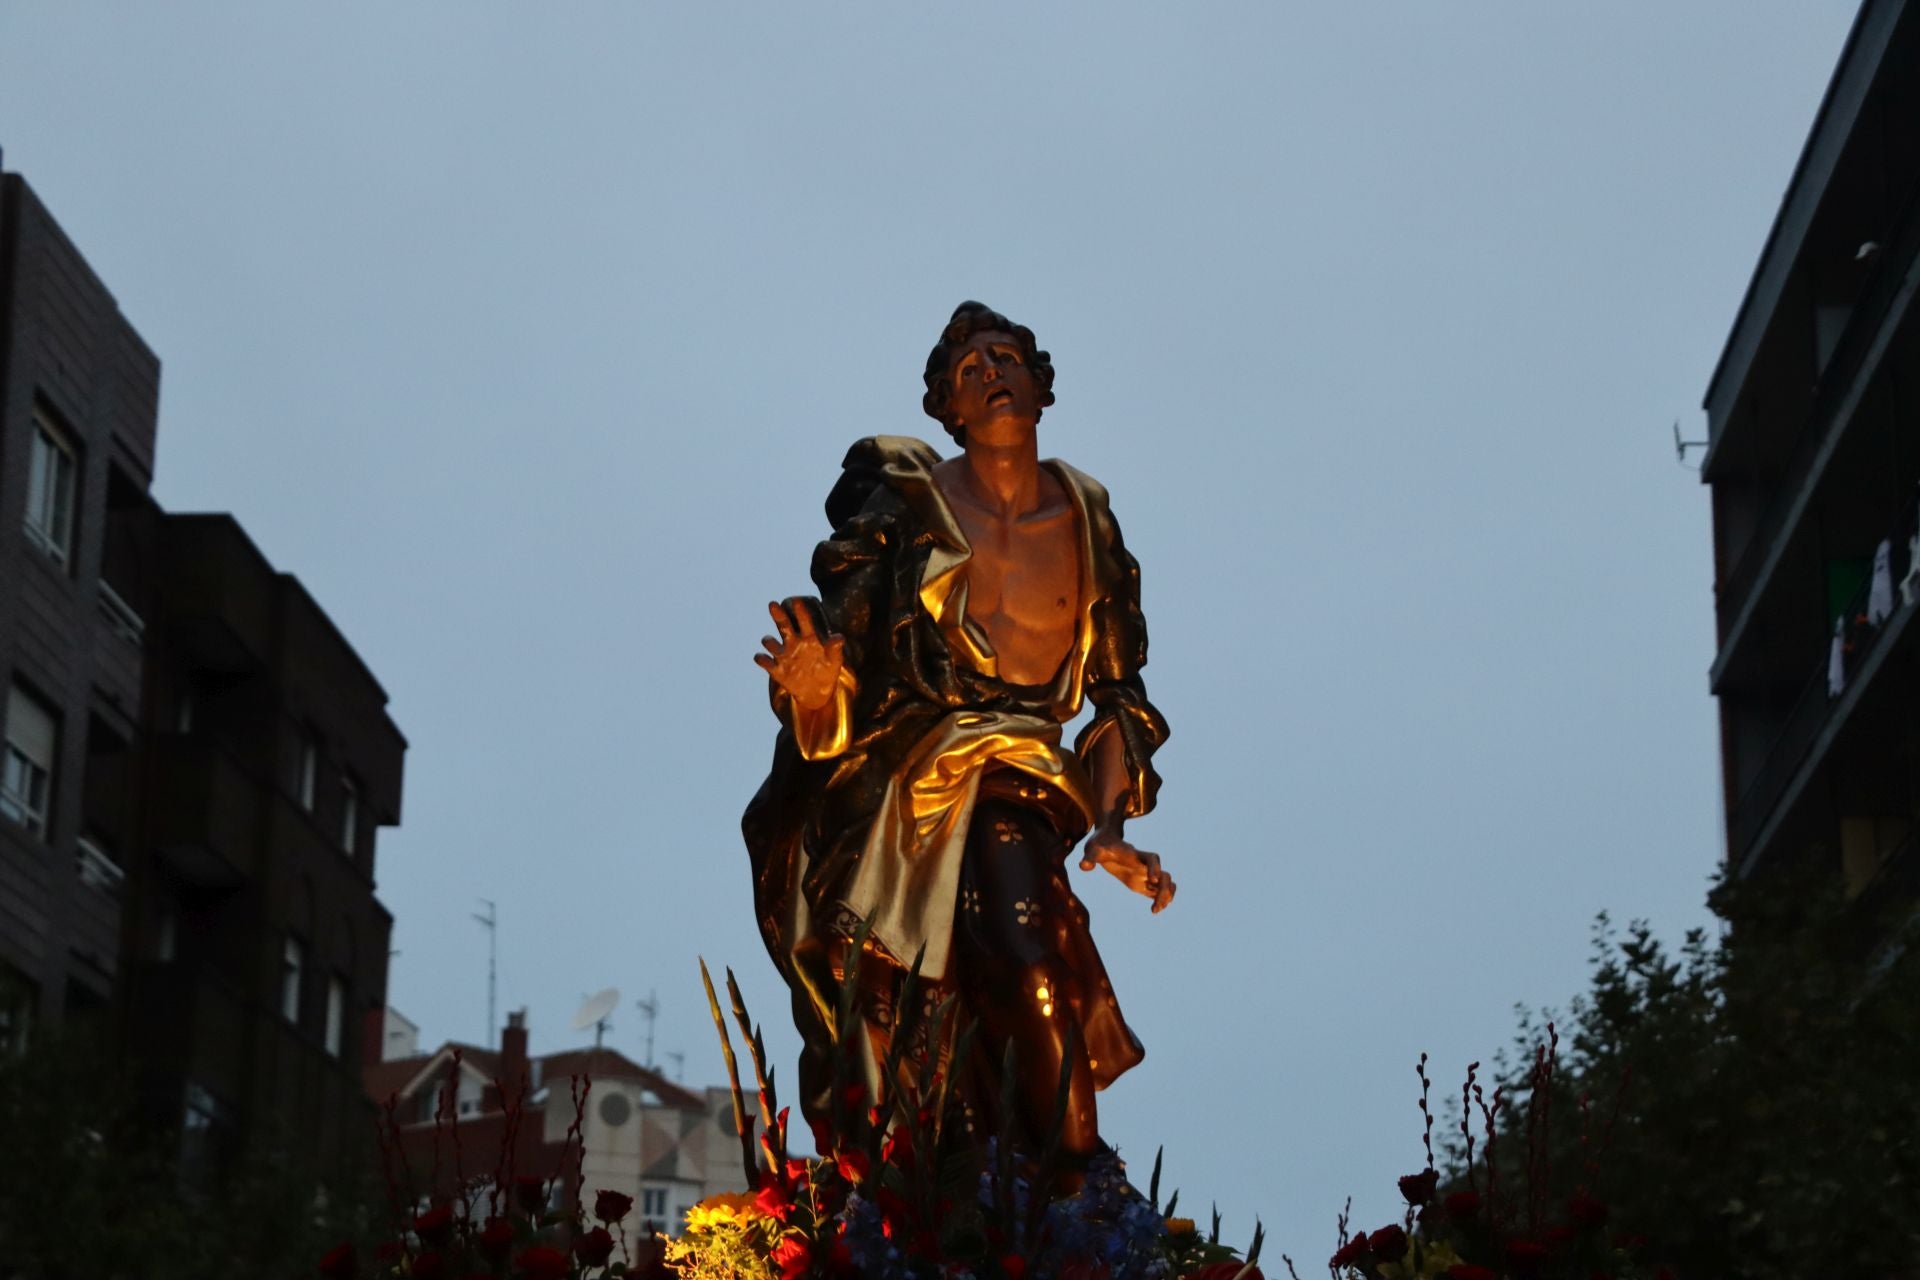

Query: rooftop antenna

[664,1050,685,1082]
[1674,419,1708,471]
[573,987,621,1054]
[473,899,498,1047]
[634,990,659,1069]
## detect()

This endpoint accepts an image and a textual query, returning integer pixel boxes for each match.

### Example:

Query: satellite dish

[573,987,621,1031]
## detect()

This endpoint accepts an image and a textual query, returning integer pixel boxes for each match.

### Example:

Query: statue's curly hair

[921,301,1056,446]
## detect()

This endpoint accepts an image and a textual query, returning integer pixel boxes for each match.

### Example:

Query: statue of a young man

[743,301,1173,1173]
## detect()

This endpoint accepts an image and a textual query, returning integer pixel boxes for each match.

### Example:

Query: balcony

[75,835,124,898]
[148,740,263,888]
[96,579,144,647]
[1728,490,1920,873]
[1711,183,1920,686]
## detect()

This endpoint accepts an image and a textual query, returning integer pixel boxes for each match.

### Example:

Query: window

[324,975,346,1057]
[1,685,58,838]
[281,935,304,1025]
[0,964,35,1057]
[298,736,317,811]
[340,776,359,855]
[23,410,78,568]
[642,1188,668,1220]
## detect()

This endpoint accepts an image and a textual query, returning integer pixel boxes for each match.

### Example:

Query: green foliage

[1450,868,1920,1278]
[0,1029,383,1280]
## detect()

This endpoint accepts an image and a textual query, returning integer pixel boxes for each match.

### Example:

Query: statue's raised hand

[754,599,846,713]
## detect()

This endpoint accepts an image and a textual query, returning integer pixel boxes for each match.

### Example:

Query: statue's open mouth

[987,389,1013,407]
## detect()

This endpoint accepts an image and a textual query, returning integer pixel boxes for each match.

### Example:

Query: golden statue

[743,302,1174,1179]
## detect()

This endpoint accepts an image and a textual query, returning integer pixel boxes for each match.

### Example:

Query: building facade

[365,1009,755,1243]
[1702,0,1919,904]
[0,164,407,1184]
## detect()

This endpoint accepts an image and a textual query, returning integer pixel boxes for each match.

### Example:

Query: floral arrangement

[323,953,1669,1280]
[1324,1038,1670,1280]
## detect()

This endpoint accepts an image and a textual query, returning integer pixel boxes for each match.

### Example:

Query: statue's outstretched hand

[1079,826,1176,914]
[754,599,846,713]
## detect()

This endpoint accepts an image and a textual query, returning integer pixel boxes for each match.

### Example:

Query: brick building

[365,1009,755,1241]
[1701,0,1919,909]
[0,161,406,1184]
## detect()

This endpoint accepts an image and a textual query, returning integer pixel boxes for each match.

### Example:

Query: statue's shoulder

[825,435,945,529]
[1045,457,1112,512]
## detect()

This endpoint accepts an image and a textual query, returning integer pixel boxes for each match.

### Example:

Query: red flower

[1545,1225,1578,1250]
[1000,1254,1028,1280]
[841,1081,867,1109]
[575,1226,615,1268]
[374,1241,403,1266]
[1397,1169,1439,1206]
[515,1175,549,1215]
[594,1189,633,1224]
[479,1217,516,1261]
[1446,1267,1498,1280]
[772,1236,813,1280]
[1330,1231,1371,1268]
[835,1148,872,1183]
[318,1242,356,1279]
[1443,1189,1481,1220]
[1568,1190,1609,1229]
[1186,1264,1262,1280]
[756,1177,798,1222]
[414,1203,456,1248]
[515,1245,570,1280]
[882,1124,915,1168]
[1368,1225,1408,1262]
[412,1251,449,1280]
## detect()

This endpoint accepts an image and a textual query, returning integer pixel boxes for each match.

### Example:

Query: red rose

[318,1242,356,1279]
[480,1216,516,1261]
[1446,1267,1498,1280]
[1544,1225,1578,1249]
[413,1251,449,1280]
[515,1245,570,1280]
[515,1176,549,1215]
[575,1227,615,1268]
[593,1189,633,1224]
[1000,1255,1028,1280]
[415,1203,456,1248]
[1330,1231,1371,1268]
[1568,1190,1609,1229]
[1368,1225,1408,1262]
[1397,1169,1439,1206]
[1443,1189,1481,1219]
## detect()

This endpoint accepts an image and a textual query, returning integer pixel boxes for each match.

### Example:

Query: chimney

[493,1008,529,1112]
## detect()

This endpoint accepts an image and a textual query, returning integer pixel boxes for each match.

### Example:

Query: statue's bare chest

[942,493,1082,685]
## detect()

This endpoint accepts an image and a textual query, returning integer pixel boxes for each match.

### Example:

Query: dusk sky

[0,2,1860,1258]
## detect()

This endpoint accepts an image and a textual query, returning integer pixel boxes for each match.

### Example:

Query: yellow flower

[684,1190,760,1232]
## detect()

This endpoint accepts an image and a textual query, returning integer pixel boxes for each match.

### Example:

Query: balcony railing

[1729,488,1920,869]
[1714,182,1920,650]
[75,835,125,897]
[97,579,145,647]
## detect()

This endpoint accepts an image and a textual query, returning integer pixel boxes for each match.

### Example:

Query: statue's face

[947,329,1041,441]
